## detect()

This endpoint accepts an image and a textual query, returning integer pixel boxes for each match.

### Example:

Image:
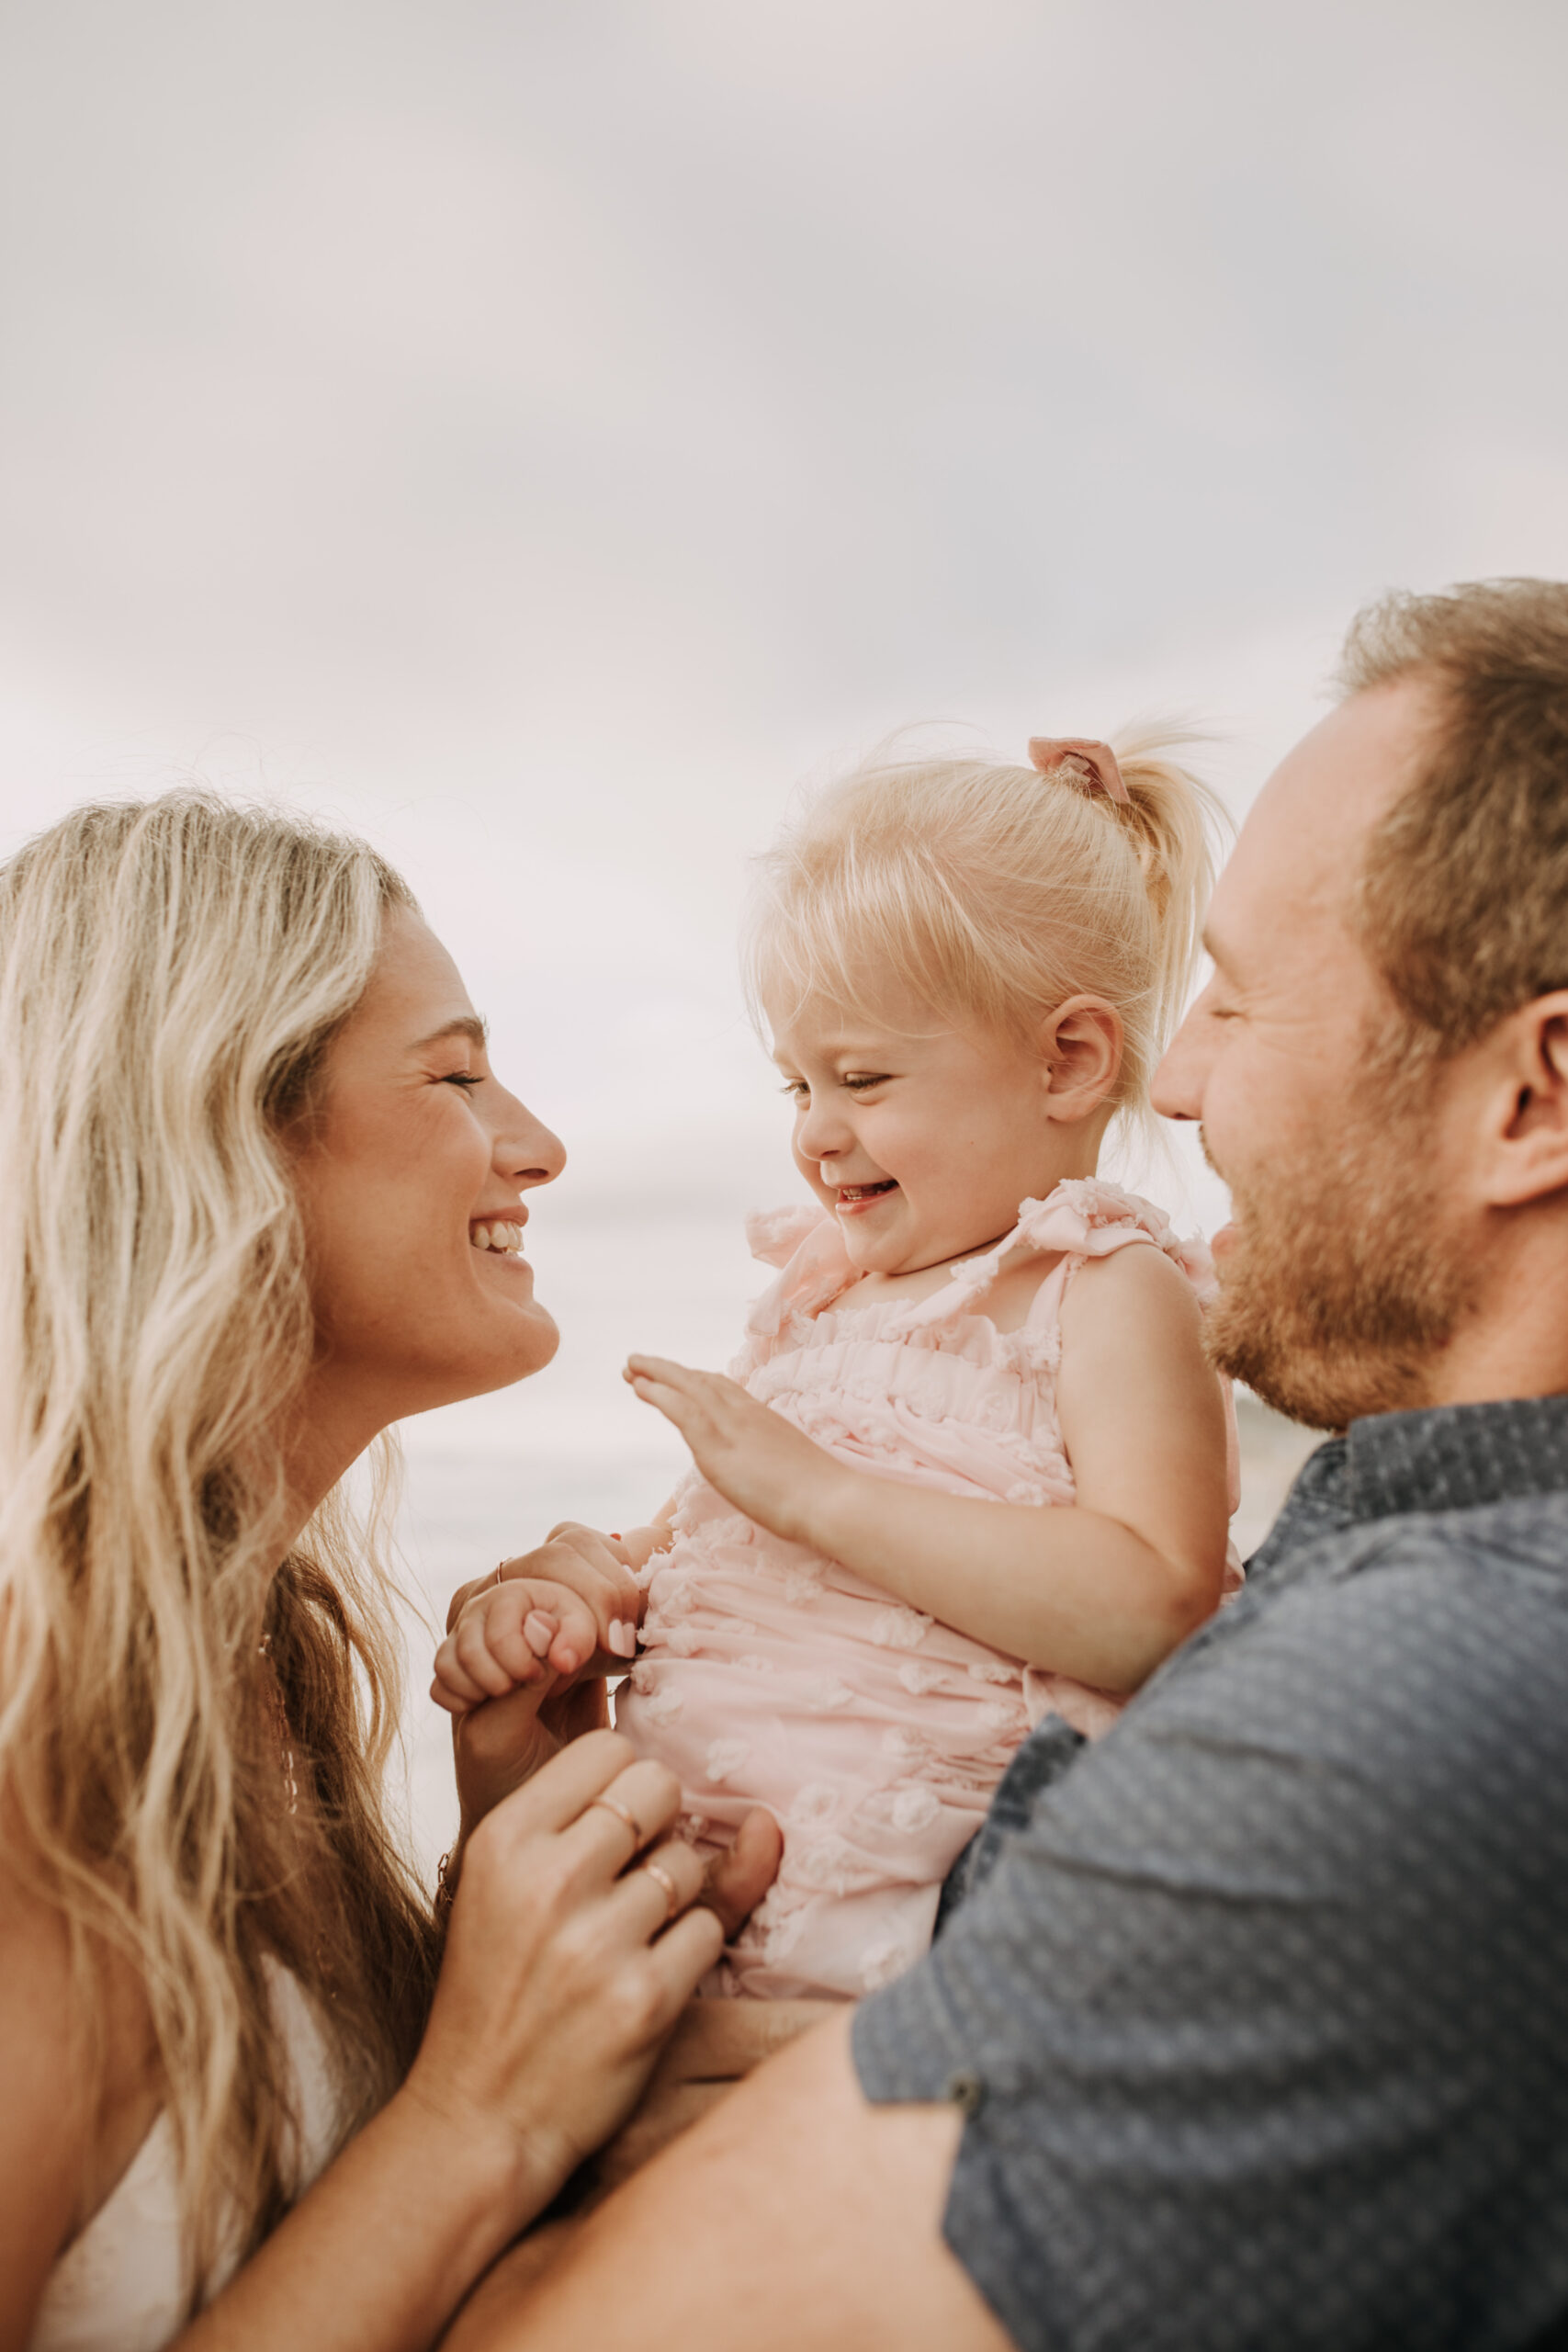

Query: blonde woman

[0,793,779,2350]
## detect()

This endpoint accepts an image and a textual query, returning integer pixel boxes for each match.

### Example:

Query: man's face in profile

[1154,678,1478,1431]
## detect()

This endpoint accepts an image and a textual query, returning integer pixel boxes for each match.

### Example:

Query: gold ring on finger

[641,1859,682,1920]
[589,1793,646,1843]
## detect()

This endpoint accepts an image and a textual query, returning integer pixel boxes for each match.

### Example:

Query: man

[474,582,1568,2349]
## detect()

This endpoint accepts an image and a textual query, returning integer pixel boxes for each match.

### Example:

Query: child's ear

[1040,995,1123,1120]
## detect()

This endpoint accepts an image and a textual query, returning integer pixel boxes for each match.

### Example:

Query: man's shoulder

[1119,1496,1568,1847]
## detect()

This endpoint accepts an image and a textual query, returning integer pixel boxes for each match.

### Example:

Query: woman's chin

[462,1295,561,1396]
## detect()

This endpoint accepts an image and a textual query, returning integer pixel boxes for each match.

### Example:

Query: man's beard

[1203,1047,1479,1431]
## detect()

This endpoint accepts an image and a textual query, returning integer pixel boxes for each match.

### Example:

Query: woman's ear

[1039,995,1123,1123]
[1482,992,1568,1206]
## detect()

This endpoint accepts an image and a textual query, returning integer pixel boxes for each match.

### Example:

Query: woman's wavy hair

[0,791,440,2299]
[745,724,1228,1136]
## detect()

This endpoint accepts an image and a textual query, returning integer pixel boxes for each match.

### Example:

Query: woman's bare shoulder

[0,1838,159,2337]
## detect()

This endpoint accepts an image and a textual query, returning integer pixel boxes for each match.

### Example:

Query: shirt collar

[1345,1394,1568,1522]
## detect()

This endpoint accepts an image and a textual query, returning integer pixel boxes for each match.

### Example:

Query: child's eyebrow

[772,1036,896,1067]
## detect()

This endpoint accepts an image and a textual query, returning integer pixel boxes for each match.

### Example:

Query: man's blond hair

[1342,579,1568,1052]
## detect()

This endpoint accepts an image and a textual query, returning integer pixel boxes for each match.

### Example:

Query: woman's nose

[494,1091,567,1187]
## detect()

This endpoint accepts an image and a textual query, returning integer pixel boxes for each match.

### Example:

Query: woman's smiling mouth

[470,1218,525,1254]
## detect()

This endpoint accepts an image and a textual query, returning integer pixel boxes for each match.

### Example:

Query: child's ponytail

[1107,725,1231,1062]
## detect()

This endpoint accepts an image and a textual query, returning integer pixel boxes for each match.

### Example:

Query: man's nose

[1151,1013,1203,1123]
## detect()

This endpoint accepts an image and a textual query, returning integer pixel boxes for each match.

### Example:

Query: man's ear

[1040,995,1123,1123]
[1481,991,1568,1207]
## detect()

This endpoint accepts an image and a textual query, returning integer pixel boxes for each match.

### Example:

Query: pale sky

[4,0,1566,1238]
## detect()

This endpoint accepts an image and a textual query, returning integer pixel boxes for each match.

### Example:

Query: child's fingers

[447,1607,545,1701]
[498,1580,603,1679]
[429,1673,478,1718]
[623,1364,688,1427]
[430,1633,514,1714]
[624,1352,707,1397]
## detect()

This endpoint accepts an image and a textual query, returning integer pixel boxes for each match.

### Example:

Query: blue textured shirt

[852,1397,1568,2350]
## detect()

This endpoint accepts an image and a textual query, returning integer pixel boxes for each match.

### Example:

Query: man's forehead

[1212,678,1438,974]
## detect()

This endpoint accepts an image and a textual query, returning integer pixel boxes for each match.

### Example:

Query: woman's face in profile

[293,904,566,1425]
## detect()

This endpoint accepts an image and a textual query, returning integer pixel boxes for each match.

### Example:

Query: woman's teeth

[470,1221,524,1254]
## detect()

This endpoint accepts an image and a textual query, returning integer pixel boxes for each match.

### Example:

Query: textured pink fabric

[615,1179,1235,2000]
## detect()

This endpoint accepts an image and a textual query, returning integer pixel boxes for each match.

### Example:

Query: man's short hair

[1342,579,1568,1053]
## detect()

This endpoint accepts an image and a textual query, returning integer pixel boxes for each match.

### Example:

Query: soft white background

[4,1,1565,1861]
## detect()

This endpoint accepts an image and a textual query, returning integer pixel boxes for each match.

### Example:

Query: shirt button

[945,2069,986,2117]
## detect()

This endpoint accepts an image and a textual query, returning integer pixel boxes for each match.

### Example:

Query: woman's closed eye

[440,1069,485,1091]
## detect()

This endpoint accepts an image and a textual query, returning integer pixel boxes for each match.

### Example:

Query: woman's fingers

[482,1729,666,1847]
[606,1835,707,1938]
[639,1903,727,1996]
[410,1737,731,2225]
[556,1757,685,1881]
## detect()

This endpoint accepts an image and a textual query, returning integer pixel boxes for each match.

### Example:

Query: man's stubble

[1202,1040,1480,1432]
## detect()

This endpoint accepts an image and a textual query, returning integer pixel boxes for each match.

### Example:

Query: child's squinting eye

[841,1073,890,1092]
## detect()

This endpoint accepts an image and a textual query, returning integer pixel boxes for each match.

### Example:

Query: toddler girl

[437,731,1237,2000]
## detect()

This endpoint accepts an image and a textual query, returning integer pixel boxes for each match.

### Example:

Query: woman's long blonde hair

[746,724,1227,1127]
[0,792,440,2298]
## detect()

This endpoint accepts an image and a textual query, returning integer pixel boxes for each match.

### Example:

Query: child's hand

[433,1525,644,1719]
[623,1356,842,1547]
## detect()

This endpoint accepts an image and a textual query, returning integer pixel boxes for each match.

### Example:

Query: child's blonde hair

[745,723,1227,1122]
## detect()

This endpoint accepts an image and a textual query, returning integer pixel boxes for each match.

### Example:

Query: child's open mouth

[835,1180,898,1214]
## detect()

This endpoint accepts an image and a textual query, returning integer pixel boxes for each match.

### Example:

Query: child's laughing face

[767,978,1122,1280]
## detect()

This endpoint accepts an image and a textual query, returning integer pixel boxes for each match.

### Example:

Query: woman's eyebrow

[412,1014,490,1052]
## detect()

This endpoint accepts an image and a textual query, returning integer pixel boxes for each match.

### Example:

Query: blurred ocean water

[388,1199,1321,1882]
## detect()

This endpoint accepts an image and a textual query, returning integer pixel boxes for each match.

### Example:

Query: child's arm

[626,1247,1230,1693]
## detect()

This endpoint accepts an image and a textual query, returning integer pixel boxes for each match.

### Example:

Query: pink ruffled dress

[615,1178,1236,2001]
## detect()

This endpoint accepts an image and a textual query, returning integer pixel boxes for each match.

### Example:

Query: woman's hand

[185,1739,783,2351]
[623,1357,843,1546]
[403,1731,780,2225]
[437,1527,647,1833]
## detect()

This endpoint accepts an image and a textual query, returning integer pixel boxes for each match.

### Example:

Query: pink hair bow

[1027,736,1131,807]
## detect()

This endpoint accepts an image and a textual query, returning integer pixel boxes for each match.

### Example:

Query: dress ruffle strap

[892,1176,1215,1331]
[739,1204,853,1357]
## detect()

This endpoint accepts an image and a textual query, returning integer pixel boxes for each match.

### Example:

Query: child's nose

[796,1098,851,1160]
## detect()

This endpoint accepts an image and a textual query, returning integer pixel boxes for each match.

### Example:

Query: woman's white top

[30,1963,343,2352]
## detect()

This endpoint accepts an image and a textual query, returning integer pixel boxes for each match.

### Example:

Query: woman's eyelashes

[439,1069,485,1091]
